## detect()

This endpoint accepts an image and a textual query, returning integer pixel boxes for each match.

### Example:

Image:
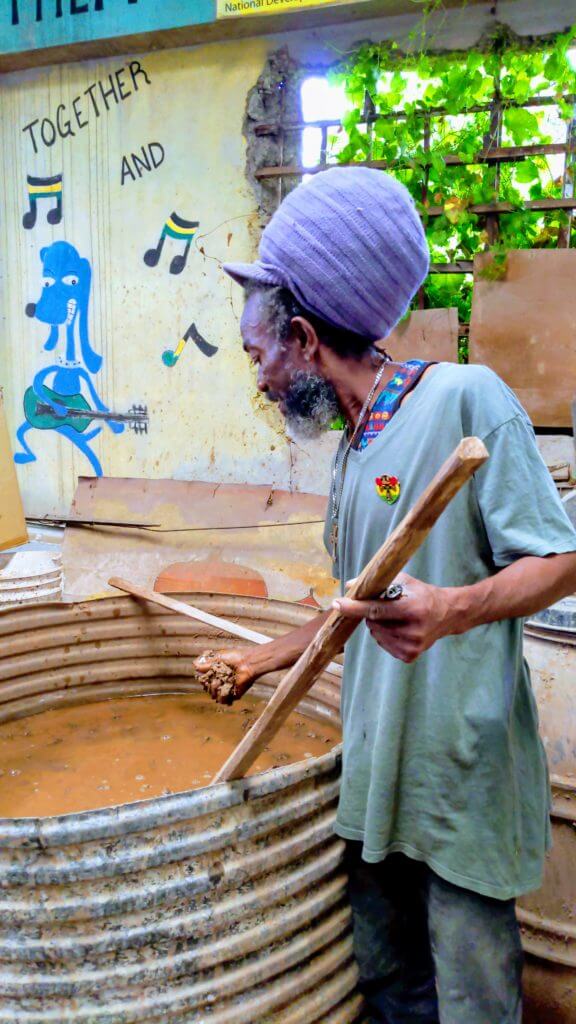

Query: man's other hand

[333,573,453,664]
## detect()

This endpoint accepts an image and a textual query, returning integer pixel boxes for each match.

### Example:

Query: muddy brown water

[0,691,341,818]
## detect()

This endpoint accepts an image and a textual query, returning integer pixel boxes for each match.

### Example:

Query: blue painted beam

[1,0,216,57]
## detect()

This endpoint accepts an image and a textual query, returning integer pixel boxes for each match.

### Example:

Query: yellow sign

[0,393,27,552]
[217,0,364,17]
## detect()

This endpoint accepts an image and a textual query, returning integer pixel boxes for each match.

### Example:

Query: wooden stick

[215,437,489,783]
[107,577,343,679]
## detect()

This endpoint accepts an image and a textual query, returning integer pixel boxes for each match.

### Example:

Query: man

[195,167,576,1024]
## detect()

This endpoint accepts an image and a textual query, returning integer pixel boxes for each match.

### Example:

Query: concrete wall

[1,0,574,516]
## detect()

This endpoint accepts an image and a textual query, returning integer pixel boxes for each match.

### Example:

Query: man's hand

[333,573,453,664]
[333,552,576,664]
[194,649,258,704]
[193,609,333,703]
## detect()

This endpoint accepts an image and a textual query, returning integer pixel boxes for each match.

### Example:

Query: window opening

[253,36,576,359]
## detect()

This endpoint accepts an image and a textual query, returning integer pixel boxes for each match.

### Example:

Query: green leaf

[544,52,563,82]
[504,107,540,144]
[515,159,540,183]
[341,109,360,131]
[466,52,483,74]
[332,30,572,325]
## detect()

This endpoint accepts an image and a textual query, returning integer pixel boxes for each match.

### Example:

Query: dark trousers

[345,845,523,1024]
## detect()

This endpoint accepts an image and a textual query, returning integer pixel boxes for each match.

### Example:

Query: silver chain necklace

[329,356,390,559]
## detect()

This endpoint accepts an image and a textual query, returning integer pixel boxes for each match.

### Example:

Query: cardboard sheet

[62,476,338,606]
[383,307,459,364]
[469,250,576,428]
[0,392,27,552]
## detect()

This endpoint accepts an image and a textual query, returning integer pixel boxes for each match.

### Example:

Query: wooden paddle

[107,578,343,679]
[214,436,488,783]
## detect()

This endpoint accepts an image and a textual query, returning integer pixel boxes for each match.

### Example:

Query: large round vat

[0,594,361,1023]
[520,598,576,1024]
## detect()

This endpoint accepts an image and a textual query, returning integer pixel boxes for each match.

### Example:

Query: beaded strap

[358,360,432,451]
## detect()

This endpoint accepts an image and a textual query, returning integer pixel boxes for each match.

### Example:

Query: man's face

[240,291,340,439]
[241,291,305,411]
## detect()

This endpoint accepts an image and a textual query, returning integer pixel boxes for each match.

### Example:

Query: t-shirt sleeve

[473,413,576,568]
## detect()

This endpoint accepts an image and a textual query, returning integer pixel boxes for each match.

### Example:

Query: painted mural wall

[2,1,567,518]
[0,37,338,517]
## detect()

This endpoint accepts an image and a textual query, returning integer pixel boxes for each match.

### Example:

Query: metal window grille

[251,66,576,336]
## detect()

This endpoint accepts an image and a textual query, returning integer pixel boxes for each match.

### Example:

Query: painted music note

[22,174,63,230]
[186,322,218,358]
[162,322,218,367]
[143,212,199,275]
[162,336,187,368]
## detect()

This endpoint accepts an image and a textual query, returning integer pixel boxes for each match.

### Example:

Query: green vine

[328,24,576,354]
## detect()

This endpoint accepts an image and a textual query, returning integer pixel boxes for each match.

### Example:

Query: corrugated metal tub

[519,597,576,1023]
[0,594,361,1023]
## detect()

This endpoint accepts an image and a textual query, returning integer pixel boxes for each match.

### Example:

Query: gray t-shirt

[325,363,576,900]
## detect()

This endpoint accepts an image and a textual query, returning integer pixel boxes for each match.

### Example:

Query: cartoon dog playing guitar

[14,241,138,476]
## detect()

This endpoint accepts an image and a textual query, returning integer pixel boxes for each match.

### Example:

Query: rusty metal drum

[0,594,361,1023]
[520,596,576,1024]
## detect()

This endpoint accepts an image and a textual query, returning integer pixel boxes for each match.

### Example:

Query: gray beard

[282,370,341,440]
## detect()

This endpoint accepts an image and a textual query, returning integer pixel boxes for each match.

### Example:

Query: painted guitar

[24,387,149,435]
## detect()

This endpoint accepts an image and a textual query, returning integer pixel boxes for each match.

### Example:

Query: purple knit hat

[224,166,430,341]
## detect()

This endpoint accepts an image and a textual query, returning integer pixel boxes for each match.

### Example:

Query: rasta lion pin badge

[375,474,400,505]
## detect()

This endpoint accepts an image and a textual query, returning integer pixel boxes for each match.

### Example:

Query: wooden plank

[382,308,459,363]
[430,262,473,274]
[254,95,575,135]
[426,198,576,216]
[445,143,569,164]
[254,148,576,222]
[469,250,576,428]
[63,478,335,604]
[215,437,489,782]
[255,145,569,179]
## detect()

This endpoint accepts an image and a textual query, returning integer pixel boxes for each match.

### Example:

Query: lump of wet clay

[196,651,238,706]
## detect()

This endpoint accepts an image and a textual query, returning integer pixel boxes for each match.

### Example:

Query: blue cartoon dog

[15,241,123,476]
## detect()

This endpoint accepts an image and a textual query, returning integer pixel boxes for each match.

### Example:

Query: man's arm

[335,551,576,664]
[194,609,332,700]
